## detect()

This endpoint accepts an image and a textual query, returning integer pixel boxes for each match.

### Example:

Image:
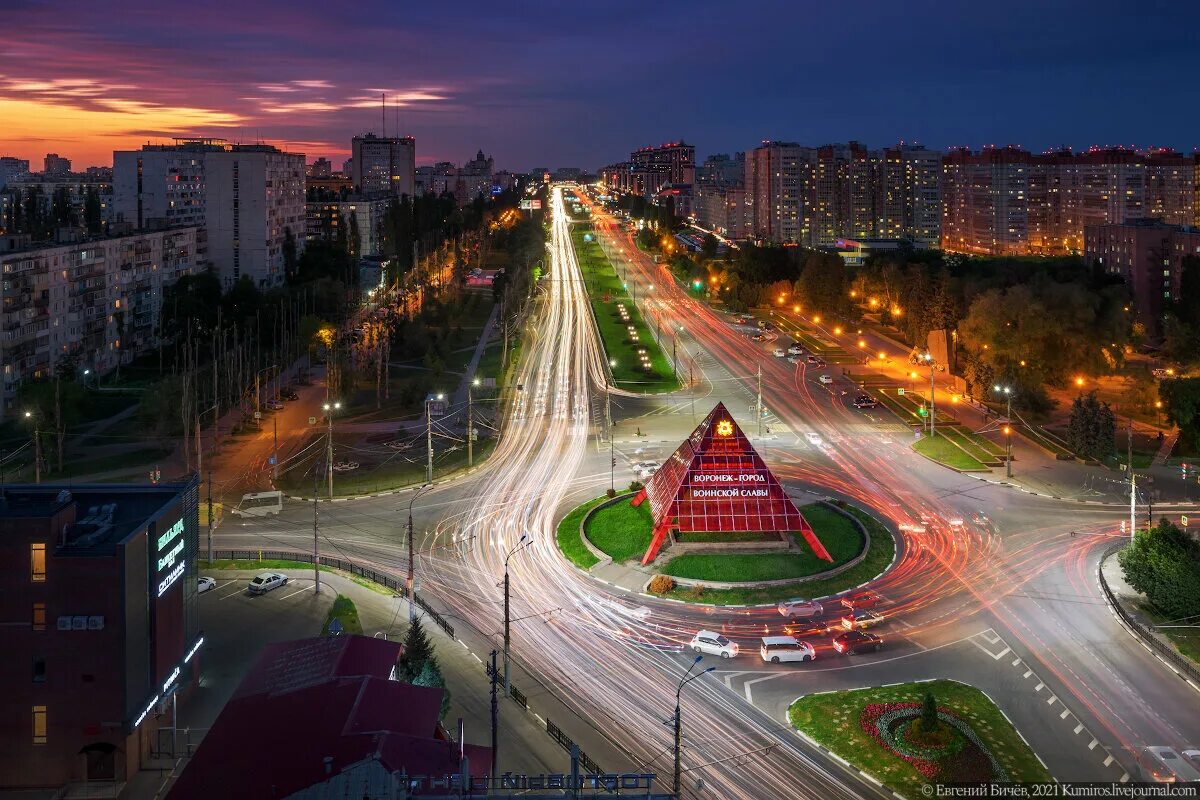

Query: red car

[840,591,882,610]
[832,630,883,655]
[784,619,830,637]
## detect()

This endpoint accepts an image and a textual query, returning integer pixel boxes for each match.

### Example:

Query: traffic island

[789,680,1051,797]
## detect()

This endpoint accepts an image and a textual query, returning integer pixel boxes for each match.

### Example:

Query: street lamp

[992,384,1014,423]
[23,410,42,484]
[322,401,341,499]
[1003,425,1013,478]
[920,352,936,436]
[503,533,531,697]
[406,483,433,624]
[425,393,444,484]
[674,655,716,796]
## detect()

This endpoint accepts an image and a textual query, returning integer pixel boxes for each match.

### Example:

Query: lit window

[32,603,46,631]
[32,706,46,744]
[30,544,46,582]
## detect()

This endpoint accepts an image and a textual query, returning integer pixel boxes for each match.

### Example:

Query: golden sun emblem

[716,420,733,437]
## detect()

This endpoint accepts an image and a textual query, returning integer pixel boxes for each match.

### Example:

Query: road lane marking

[1088,739,1099,750]
[1046,695,1057,706]
[1023,670,1033,678]
[218,584,247,600]
[1011,657,1022,667]
[1074,723,1084,734]
[279,585,311,600]
[1060,709,1071,719]
[1034,682,1045,691]
[1104,755,1114,767]
[742,673,783,703]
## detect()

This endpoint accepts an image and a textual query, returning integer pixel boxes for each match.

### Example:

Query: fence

[546,718,603,775]
[1097,541,1200,686]
[484,660,530,709]
[206,549,454,637]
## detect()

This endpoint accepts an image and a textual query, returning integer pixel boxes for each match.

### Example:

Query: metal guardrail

[545,718,602,775]
[1097,541,1200,686]
[206,549,454,637]
[485,661,529,710]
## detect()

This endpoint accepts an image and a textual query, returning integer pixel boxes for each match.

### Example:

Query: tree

[282,227,297,281]
[1066,391,1115,461]
[347,210,361,260]
[1118,519,1200,619]
[397,617,435,681]
[413,659,451,720]
[920,692,939,733]
[700,233,718,261]
[1160,378,1200,453]
[84,186,102,235]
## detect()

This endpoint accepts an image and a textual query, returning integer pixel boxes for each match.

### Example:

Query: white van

[231,491,283,518]
[1136,746,1200,782]
[759,635,815,664]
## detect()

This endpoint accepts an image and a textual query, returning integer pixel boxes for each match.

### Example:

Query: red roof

[169,636,492,798]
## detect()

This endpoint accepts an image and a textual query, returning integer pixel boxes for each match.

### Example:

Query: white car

[638,465,659,479]
[197,576,217,594]
[760,635,816,663]
[248,572,288,595]
[773,348,786,358]
[804,431,822,446]
[777,598,823,618]
[818,374,834,385]
[787,345,804,356]
[689,630,738,659]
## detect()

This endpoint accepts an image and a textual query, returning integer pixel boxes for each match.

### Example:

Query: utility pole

[689,359,696,424]
[610,436,615,494]
[206,470,213,563]
[673,701,683,799]
[467,385,474,467]
[425,399,435,484]
[926,354,937,437]
[489,650,499,783]
[272,413,279,481]
[33,418,41,484]
[323,402,339,499]
[503,565,511,697]
[407,499,416,623]
[312,467,321,594]
[1128,418,1136,541]
[756,364,763,437]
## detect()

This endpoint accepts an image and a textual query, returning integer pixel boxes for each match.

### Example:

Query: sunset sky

[2,0,1197,171]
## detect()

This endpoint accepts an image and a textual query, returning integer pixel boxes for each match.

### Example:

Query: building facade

[350,133,415,197]
[305,196,392,257]
[0,226,200,416]
[0,157,31,190]
[0,481,202,791]
[1085,219,1200,331]
[306,157,332,178]
[43,154,71,177]
[114,140,305,287]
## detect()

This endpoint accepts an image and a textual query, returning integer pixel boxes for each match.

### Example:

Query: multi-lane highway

[213,185,1200,797]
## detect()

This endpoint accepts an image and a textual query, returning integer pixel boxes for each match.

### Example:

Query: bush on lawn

[629,480,644,492]
[1119,519,1200,619]
[648,574,675,594]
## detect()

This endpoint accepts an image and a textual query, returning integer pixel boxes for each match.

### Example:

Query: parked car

[638,465,659,479]
[689,630,739,659]
[832,630,883,655]
[197,576,217,594]
[818,375,834,385]
[1136,746,1200,782]
[759,635,815,663]
[777,598,823,618]
[784,619,831,637]
[773,348,786,358]
[248,572,288,595]
[280,387,299,401]
[853,395,878,409]
[264,399,285,411]
[806,355,821,364]
[751,333,766,342]
[841,591,882,609]
[840,609,886,630]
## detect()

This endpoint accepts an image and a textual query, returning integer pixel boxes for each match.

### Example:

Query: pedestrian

[1071,530,1076,538]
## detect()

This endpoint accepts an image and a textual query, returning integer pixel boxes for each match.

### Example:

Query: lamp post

[406,483,432,623]
[503,533,531,698]
[322,401,340,499]
[921,352,936,436]
[426,393,444,484]
[1003,425,1013,478]
[674,655,715,797]
[23,410,41,484]
[468,379,479,467]
[992,384,1014,423]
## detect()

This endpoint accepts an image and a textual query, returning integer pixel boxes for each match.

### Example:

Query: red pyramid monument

[631,402,833,565]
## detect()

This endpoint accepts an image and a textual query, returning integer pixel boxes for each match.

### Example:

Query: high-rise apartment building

[0,227,200,415]
[1086,219,1200,331]
[350,133,415,197]
[114,139,305,287]
[746,141,815,244]
[42,154,71,177]
[306,157,332,178]
[0,157,31,189]
[941,146,1034,256]
[305,196,392,257]
[629,141,695,196]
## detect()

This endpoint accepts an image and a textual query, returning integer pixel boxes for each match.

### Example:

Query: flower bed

[860,702,1008,782]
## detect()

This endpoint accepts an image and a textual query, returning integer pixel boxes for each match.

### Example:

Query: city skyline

[3,0,1200,170]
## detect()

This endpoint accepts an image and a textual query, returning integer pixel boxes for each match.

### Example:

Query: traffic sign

[254,411,262,419]
[897,388,905,395]
[328,618,344,636]
[1182,515,1189,528]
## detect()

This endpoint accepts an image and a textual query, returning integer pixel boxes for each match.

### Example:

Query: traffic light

[1183,463,1189,479]
[917,406,928,418]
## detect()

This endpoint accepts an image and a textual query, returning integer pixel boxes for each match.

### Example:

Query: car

[264,399,285,411]
[760,635,816,663]
[333,460,360,472]
[197,576,217,594]
[818,375,833,385]
[853,395,878,409]
[247,572,288,595]
[280,387,299,401]
[777,598,823,618]
[784,619,831,637]
[806,355,821,364]
[840,609,885,630]
[841,591,882,609]
[1136,746,1200,782]
[751,333,766,342]
[804,431,822,446]
[787,345,804,356]
[812,358,828,368]
[689,630,739,659]
[1182,749,1200,774]
[832,630,883,655]
[638,465,659,479]
[773,348,786,358]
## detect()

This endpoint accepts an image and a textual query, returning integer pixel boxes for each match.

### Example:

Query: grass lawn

[570,225,680,393]
[1137,602,1200,668]
[789,680,1051,795]
[556,496,606,569]
[322,594,364,636]
[660,503,864,581]
[658,502,896,605]
[940,426,1002,464]
[584,499,655,563]
[199,559,394,596]
[913,433,988,471]
[46,445,177,480]
[277,438,497,498]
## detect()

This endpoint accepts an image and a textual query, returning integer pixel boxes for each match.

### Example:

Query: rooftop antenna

[381,93,386,137]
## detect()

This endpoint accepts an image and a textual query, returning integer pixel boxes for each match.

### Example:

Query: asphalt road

[209,186,1200,798]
